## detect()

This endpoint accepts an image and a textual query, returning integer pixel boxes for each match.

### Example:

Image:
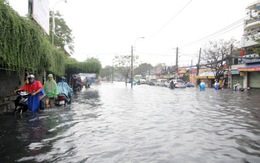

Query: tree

[201,39,238,80]
[113,55,139,86]
[49,11,74,54]
[154,63,167,75]
[0,1,66,76]
[65,57,102,75]
[134,63,153,76]
[100,66,113,81]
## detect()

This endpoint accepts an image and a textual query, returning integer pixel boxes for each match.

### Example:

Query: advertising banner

[32,0,49,35]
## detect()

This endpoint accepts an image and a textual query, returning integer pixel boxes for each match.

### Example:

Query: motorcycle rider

[44,74,58,108]
[57,77,73,104]
[14,74,45,112]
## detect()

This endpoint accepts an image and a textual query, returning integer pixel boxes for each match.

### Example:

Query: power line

[149,0,193,38]
[137,51,173,56]
[181,16,246,47]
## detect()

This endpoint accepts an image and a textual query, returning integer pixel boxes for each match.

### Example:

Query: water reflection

[0,83,259,162]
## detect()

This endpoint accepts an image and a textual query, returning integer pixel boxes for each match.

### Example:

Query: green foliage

[65,57,102,75]
[134,63,153,76]
[100,65,113,79]
[0,0,66,76]
[49,11,74,54]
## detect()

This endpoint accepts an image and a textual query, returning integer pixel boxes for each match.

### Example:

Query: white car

[173,79,186,88]
[157,79,167,86]
[139,79,146,84]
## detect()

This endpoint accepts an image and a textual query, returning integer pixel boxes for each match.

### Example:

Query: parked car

[139,78,146,84]
[173,79,186,88]
[185,82,194,87]
[148,79,157,86]
[157,79,167,86]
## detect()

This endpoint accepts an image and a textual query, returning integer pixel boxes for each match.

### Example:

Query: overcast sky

[9,0,252,67]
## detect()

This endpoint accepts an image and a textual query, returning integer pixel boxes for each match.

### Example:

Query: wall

[0,69,21,112]
[0,69,22,98]
[0,69,45,113]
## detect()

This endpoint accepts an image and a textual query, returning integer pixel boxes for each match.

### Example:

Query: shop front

[238,65,260,89]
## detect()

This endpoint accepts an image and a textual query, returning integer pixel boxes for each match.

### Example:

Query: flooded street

[0,82,260,163]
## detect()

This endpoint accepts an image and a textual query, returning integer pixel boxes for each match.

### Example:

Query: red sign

[240,50,244,56]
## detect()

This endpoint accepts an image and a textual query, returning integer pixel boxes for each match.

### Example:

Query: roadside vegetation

[0,0,101,77]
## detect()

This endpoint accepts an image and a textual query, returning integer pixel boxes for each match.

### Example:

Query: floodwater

[0,82,260,163]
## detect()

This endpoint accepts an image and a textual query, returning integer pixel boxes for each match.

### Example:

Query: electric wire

[181,16,247,47]
[149,0,193,38]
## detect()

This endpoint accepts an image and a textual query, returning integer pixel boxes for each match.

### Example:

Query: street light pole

[131,45,134,88]
[52,11,55,45]
[51,0,67,45]
[131,37,145,89]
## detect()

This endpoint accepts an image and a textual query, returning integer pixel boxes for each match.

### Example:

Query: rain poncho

[57,81,73,102]
[200,82,206,90]
[214,82,220,90]
[44,80,58,98]
[19,80,44,112]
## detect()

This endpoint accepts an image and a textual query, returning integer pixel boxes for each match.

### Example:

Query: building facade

[238,0,260,89]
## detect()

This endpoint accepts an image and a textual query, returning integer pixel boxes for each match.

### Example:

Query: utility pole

[131,45,134,89]
[176,47,178,74]
[196,48,201,76]
[112,61,114,83]
[196,48,201,86]
[228,44,233,89]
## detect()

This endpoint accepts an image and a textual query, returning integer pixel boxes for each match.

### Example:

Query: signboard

[240,50,244,56]
[240,72,246,76]
[32,0,49,35]
[242,58,260,64]
[238,67,260,72]
[178,68,187,74]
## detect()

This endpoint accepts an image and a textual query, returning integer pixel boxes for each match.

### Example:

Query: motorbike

[13,90,30,115]
[75,80,83,91]
[55,93,70,106]
[13,90,46,115]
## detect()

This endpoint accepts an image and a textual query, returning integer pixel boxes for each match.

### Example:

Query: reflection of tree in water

[73,89,102,109]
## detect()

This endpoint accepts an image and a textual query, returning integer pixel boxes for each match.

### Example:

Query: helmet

[27,74,35,79]
[61,76,66,80]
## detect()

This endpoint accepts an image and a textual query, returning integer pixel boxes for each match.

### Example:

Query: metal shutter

[232,75,243,88]
[249,72,260,88]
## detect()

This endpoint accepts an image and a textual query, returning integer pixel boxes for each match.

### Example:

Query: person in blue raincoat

[57,77,73,104]
[200,80,206,91]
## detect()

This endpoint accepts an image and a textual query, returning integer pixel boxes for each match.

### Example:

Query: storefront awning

[238,67,260,71]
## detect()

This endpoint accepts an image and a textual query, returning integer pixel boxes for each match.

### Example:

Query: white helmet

[27,74,35,79]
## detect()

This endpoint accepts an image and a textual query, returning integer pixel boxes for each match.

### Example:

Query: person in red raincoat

[14,74,45,112]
